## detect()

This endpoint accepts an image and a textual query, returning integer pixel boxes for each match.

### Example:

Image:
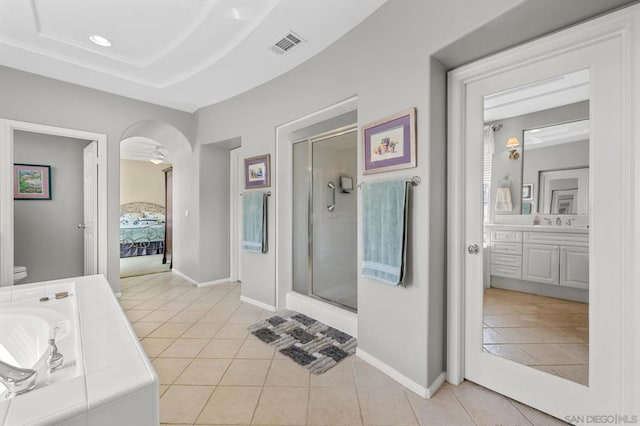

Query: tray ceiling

[0,0,388,111]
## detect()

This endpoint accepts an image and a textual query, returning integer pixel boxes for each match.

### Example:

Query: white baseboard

[286,292,357,338]
[355,348,445,398]
[114,292,122,298]
[197,277,232,288]
[240,295,276,312]
[171,269,198,285]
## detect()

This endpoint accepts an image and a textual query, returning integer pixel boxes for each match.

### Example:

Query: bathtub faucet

[0,360,37,398]
[45,327,64,372]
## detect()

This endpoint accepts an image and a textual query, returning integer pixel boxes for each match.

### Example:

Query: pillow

[120,212,144,225]
[143,211,165,223]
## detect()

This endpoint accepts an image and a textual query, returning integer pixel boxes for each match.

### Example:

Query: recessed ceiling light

[89,35,112,47]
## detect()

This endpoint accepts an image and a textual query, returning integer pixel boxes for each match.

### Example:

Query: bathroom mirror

[481,70,590,386]
[523,119,589,215]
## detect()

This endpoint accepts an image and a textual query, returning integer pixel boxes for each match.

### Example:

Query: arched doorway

[119,120,191,278]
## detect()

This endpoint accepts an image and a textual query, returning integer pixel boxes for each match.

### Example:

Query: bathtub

[0,275,158,425]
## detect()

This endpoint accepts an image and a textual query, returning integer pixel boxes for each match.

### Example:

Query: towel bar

[240,191,272,196]
[357,176,420,189]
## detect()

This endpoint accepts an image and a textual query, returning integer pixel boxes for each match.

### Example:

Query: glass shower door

[311,132,357,310]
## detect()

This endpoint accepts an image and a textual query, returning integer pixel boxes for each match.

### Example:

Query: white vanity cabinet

[488,226,589,293]
[522,244,560,285]
[560,246,589,289]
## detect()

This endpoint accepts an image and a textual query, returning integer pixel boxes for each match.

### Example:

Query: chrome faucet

[45,328,64,372]
[0,360,37,397]
[566,217,576,226]
[543,218,552,226]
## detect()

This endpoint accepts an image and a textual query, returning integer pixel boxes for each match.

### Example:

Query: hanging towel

[495,187,513,212]
[242,192,268,253]
[362,180,410,286]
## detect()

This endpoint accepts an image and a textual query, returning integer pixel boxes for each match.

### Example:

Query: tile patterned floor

[120,271,566,425]
[483,288,589,386]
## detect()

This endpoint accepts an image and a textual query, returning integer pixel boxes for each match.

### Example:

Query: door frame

[230,147,242,282]
[0,119,107,286]
[446,4,640,415]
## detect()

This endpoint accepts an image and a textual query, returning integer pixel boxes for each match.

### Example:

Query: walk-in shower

[292,127,357,311]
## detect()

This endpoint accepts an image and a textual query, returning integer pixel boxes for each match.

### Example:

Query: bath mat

[248,310,357,374]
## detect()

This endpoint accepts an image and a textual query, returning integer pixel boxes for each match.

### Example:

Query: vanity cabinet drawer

[491,253,522,268]
[491,231,522,243]
[491,242,522,255]
[491,264,522,280]
[523,231,588,247]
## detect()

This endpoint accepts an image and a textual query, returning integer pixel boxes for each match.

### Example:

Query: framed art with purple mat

[244,154,271,188]
[362,107,416,174]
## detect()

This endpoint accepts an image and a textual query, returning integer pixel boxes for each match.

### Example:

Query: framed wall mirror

[523,119,590,215]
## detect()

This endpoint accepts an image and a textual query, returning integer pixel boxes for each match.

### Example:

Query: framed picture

[522,183,533,200]
[244,154,271,189]
[14,163,51,200]
[362,108,416,174]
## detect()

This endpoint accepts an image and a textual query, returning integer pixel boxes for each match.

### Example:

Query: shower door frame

[294,125,358,312]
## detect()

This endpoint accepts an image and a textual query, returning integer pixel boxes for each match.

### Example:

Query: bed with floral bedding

[119,202,166,257]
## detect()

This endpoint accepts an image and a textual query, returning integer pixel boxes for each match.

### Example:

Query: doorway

[119,144,173,278]
[0,119,107,287]
[292,127,358,311]
[13,131,94,283]
[447,6,637,419]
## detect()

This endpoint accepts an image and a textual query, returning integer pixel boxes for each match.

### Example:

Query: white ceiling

[0,0,388,112]
[484,69,590,122]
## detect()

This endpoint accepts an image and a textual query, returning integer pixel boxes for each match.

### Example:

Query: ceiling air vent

[271,31,304,54]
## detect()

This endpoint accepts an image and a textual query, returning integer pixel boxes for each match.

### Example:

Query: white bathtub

[0,276,158,425]
[0,282,82,397]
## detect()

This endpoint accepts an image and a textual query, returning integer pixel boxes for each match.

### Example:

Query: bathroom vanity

[0,275,158,425]
[486,223,588,302]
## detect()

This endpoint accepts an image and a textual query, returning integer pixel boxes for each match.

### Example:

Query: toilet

[13,266,27,284]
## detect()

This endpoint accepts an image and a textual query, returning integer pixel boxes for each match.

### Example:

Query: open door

[83,141,98,275]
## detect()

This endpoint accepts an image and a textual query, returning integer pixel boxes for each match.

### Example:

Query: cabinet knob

[467,244,480,255]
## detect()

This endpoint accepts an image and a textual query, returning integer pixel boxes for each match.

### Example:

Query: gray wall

[14,131,90,283]
[194,0,523,390]
[523,140,589,213]
[0,65,194,292]
[198,144,231,281]
[487,101,589,221]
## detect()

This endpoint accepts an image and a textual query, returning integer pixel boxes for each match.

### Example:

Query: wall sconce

[506,137,520,160]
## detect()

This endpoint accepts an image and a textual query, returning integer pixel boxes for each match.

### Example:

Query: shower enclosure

[292,127,357,311]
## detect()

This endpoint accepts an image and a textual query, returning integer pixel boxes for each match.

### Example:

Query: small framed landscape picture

[522,183,533,201]
[244,154,271,189]
[14,163,52,200]
[362,107,416,175]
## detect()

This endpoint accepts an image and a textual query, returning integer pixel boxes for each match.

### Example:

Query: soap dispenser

[533,215,541,225]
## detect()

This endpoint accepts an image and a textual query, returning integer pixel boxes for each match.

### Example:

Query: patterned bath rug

[248,310,357,374]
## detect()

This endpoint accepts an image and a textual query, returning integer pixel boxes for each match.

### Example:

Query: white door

[83,141,98,275]
[560,246,589,289]
[449,7,636,420]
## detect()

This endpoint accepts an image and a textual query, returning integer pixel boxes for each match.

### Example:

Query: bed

[120,202,166,258]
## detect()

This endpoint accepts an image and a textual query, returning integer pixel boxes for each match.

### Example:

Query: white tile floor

[119,271,567,425]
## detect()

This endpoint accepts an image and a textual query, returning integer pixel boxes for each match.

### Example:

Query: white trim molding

[240,295,276,312]
[0,119,107,287]
[447,3,640,418]
[196,277,233,288]
[286,292,357,338]
[171,268,198,285]
[356,348,444,398]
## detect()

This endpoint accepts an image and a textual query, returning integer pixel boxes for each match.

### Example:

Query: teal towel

[362,180,409,285]
[242,192,268,253]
